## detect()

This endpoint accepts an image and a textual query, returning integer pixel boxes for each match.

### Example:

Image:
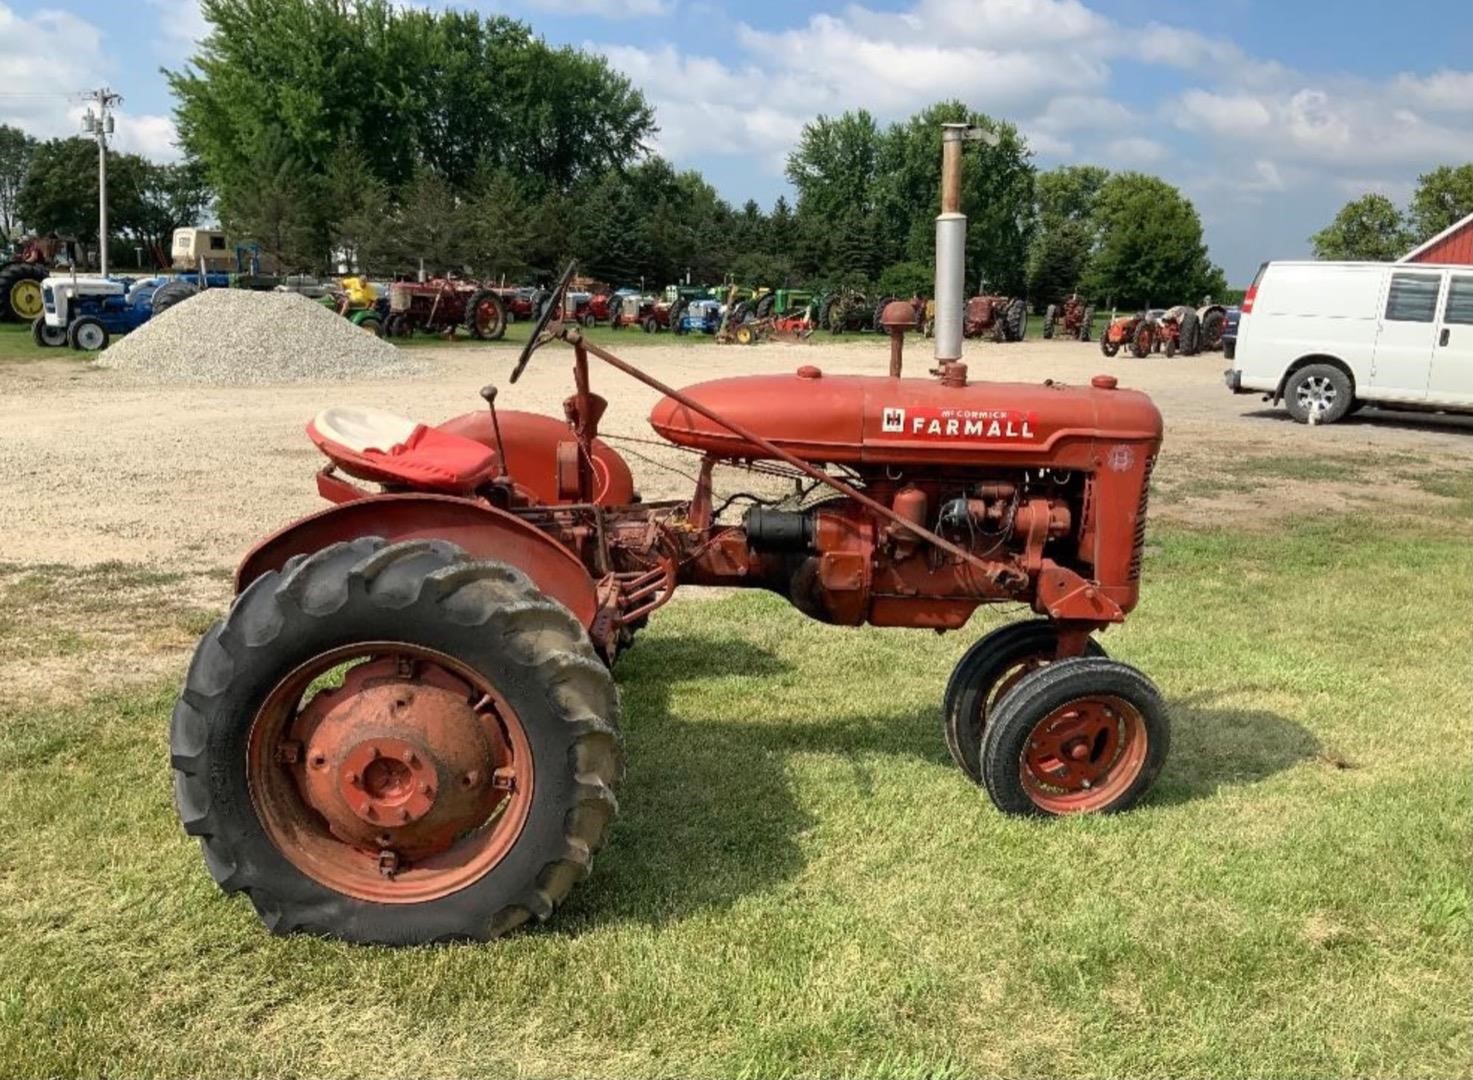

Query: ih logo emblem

[881,407,905,433]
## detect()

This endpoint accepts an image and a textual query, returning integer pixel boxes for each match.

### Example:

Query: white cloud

[524,0,672,14]
[0,5,104,137]
[144,0,209,61]
[1393,69,1473,113]
[1102,136,1167,166]
[1173,83,1470,170]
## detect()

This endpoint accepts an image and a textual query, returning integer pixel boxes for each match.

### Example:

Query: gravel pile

[96,288,427,384]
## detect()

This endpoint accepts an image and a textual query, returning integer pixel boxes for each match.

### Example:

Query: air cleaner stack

[934,122,999,364]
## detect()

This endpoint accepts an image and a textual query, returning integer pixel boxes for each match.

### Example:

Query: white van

[1225,260,1473,423]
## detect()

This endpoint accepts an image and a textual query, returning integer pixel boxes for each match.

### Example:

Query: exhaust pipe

[934,122,998,364]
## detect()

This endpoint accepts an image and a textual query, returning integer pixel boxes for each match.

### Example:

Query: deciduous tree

[1086,173,1224,308]
[1310,193,1414,262]
[1408,164,1473,242]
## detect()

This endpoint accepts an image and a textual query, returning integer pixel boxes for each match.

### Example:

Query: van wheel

[1285,364,1352,424]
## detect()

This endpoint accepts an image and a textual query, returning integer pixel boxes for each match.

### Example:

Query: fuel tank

[648,368,1162,467]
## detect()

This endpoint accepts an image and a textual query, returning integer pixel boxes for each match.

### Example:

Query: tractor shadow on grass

[559,634,812,931]
[562,640,1322,931]
[1146,691,1323,807]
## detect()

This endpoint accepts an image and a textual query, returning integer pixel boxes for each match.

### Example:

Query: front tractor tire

[943,620,1105,784]
[171,538,622,944]
[32,315,68,348]
[979,656,1170,816]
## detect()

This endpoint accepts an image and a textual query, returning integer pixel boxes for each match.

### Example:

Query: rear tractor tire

[465,290,507,341]
[1200,306,1227,352]
[0,262,48,323]
[943,620,1106,784]
[979,656,1169,816]
[150,279,200,316]
[1177,308,1201,356]
[1003,298,1027,342]
[1042,304,1057,339]
[67,315,109,351]
[171,538,622,944]
[1130,322,1153,358]
[1079,305,1094,341]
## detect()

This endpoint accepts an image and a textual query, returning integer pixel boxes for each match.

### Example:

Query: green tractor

[0,235,76,323]
[816,287,874,334]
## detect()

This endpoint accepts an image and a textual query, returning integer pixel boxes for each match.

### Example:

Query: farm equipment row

[1099,304,1229,359]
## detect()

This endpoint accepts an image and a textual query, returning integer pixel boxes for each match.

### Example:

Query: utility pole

[81,87,121,276]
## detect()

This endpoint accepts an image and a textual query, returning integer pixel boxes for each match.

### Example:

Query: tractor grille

[1128,456,1154,581]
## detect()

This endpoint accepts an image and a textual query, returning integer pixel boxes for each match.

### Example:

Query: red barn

[1399,211,1473,265]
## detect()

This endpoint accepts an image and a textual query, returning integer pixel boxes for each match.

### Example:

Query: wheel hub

[292,659,507,861]
[13,280,42,319]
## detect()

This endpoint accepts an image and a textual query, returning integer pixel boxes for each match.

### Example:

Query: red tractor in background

[964,294,1028,342]
[171,261,1171,945]
[384,279,507,340]
[1042,294,1094,342]
[1100,312,1159,358]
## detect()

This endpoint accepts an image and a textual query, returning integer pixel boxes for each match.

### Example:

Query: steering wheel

[510,261,578,384]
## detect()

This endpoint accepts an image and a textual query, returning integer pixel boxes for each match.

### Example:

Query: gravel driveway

[2,336,1468,572]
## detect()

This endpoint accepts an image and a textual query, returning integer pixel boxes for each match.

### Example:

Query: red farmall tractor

[172,265,1170,944]
[173,128,1172,946]
[1042,294,1094,342]
[963,294,1028,342]
[384,279,507,340]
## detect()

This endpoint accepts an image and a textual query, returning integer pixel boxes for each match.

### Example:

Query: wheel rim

[1020,694,1148,813]
[1297,376,1336,411]
[12,279,43,319]
[77,324,105,349]
[474,300,503,337]
[246,643,533,903]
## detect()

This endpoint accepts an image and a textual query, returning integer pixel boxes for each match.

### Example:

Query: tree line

[3,0,1247,310]
[1311,166,1473,262]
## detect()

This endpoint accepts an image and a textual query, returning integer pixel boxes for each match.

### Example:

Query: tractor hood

[648,368,1162,467]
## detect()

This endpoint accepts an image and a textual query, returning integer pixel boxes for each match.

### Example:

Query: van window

[209,235,227,251]
[1444,277,1473,326]
[1384,273,1441,322]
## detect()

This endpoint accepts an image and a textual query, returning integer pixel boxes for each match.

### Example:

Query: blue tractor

[673,297,723,335]
[33,276,160,350]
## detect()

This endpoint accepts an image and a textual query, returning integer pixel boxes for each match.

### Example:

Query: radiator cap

[796,365,823,379]
[1091,374,1118,390]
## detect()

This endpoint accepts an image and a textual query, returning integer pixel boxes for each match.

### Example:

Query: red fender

[437,409,635,506]
[235,493,598,628]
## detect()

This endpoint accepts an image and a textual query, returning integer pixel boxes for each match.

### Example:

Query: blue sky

[3,0,1470,283]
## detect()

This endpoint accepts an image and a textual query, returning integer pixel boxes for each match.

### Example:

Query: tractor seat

[307,405,497,493]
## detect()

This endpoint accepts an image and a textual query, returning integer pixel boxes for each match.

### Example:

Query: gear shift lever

[479,384,510,479]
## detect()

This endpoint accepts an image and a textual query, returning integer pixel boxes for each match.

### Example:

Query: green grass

[0,505,1468,1078]
[0,320,53,361]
